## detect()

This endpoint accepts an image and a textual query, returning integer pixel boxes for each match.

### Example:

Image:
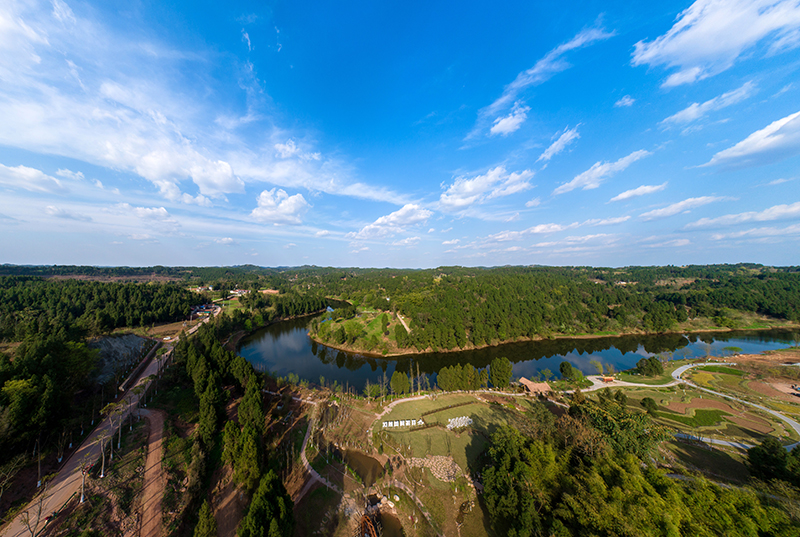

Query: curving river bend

[238,314,799,390]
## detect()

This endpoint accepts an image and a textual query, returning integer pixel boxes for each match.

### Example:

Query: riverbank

[224,308,329,352]
[307,319,800,359]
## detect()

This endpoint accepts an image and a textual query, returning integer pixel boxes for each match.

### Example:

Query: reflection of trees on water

[241,314,799,386]
[310,328,800,376]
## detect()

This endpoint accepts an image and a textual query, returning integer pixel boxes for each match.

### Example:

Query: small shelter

[519,377,551,395]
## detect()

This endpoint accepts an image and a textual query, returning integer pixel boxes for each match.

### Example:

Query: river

[238,315,799,390]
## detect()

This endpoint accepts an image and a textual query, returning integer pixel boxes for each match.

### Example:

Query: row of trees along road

[173,312,294,537]
[0,277,201,518]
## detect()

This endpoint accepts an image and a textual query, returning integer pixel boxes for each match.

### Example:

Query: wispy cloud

[711,223,800,240]
[485,222,579,243]
[610,182,668,202]
[640,196,726,220]
[525,197,542,208]
[703,110,800,168]
[439,166,534,212]
[583,216,631,226]
[467,25,614,139]
[537,125,580,163]
[685,201,800,228]
[241,29,252,51]
[45,205,91,221]
[553,149,651,195]
[0,163,67,194]
[489,102,530,136]
[614,95,635,107]
[660,81,755,128]
[644,238,691,248]
[632,0,800,87]
[392,236,421,247]
[0,0,400,211]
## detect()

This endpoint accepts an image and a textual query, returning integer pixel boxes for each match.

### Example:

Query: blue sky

[1,0,799,268]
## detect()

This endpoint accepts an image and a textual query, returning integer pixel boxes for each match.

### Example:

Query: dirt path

[141,409,166,537]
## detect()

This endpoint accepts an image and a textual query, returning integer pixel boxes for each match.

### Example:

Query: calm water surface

[238,315,800,390]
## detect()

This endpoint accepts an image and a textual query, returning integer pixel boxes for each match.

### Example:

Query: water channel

[238,314,800,390]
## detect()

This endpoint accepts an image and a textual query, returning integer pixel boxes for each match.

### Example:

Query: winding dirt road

[140,409,165,537]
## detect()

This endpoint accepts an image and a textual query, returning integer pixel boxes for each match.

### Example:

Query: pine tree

[194,500,218,537]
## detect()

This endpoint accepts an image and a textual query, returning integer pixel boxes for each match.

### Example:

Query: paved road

[1,347,167,537]
[671,363,800,451]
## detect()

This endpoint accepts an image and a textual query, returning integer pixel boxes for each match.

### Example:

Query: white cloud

[485,222,577,243]
[768,177,794,185]
[442,239,460,245]
[393,236,421,246]
[215,237,238,245]
[284,243,296,249]
[275,140,300,158]
[711,222,800,239]
[610,182,668,202]
[0,0,398,211]
[188,160,243,197]
[439,166,534,211]
[52,0,76,25]
[660,81,755,127]
[468,25,614,139]
[241,29,252,51]
[428,228,436,233]
[685,201,800,228]
[583,216,631,226]
[615,95,635,107]
[350,204,432,240]
[490,102,530,136]
[644,238,692,248]
[45,205,91,221]
[553,150,651,195]
[315,230,330,237]
[640,196,725,220]
[251,188,310,225]
[632,0,800,87]
[703,110,800,167]
[0,163,67,193]
[537,125,580,162]
[525,197,542,208]
[55,168,84,181]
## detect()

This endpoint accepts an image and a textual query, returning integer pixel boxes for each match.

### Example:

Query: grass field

[376,393,536,471]
[618,359,690,385]
[697,365,745,376]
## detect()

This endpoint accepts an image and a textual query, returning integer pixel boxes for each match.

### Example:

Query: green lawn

[696,365,744,376]
[377,393,535,471]
[658,408,730,427]
[618,360,690,385]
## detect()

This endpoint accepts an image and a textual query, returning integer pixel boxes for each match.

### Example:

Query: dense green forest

[481,396,800,537]
[0,276,201,340]
[0,277,201,457]
[304,265,800,353]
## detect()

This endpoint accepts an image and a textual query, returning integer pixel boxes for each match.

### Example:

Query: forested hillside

[302,265,800,353]
[0,277,201,494]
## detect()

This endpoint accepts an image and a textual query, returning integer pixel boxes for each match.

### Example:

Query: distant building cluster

[191,304,215,317]
[192,285,214,292]
[229,289,251,296]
